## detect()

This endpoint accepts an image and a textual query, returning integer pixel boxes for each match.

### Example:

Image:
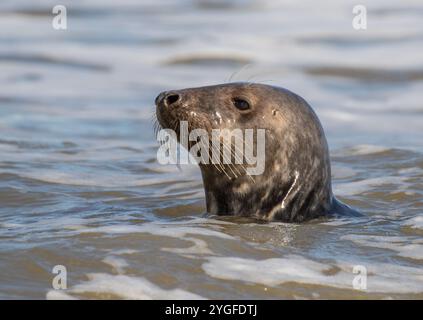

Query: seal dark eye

[233,98,250,111]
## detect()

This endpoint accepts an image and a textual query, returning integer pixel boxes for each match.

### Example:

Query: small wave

[162,237,214,256]
[11,170,166,188]
[102,256,129,274]
[331,165,357,179]
[196,0,257,10]
[333,176,407,197]
[304,66,423,82]
[0,138,69,150]
[297,34,423,47]
[402,216,423,231]
[164,55,252,67]
[79,219,234,240]
[341,234,423,261]
[0,53,110,72]
[339,145,391,156]
[202,254,423,294]
[46,273,205,300]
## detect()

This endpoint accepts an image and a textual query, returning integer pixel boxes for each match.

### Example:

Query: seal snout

[155,91,181,108]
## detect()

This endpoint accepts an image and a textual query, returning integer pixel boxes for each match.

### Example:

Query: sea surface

[0,0,422,299]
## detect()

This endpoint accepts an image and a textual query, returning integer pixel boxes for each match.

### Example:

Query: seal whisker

[218,139,243,179]
[226,63,252,83]
[211,142,232,179]
[209,140,222,166]
[230,143,251,179]
[219,134,256,182]
[153,119,163,142]
[219,165,232,180]
[202,140,223,173]
[245,72,277,84]
[220,143,241,178]
[201,140,222,173]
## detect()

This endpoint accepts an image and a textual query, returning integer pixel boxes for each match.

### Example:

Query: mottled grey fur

[155,82,359,223]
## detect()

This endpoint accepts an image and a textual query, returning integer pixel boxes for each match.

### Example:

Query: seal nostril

[165,94,180,107]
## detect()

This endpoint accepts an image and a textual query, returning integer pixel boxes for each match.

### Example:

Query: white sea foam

[402,216,423,231]
[162,237,214,256]
[341,234,423,260]
[79,220,234,240]
[345,145,390,156]
[46,290,78,300]
[15,170,168,188]
[333,176,408,197]
[202,254,423,294]
[109,249,139,255]
[6,217,99,233]
[320,218,357,226]
[102,256,129,274]
[46,273,205,300]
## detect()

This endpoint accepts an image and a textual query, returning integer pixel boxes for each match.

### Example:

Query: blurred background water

[0,0,422,299]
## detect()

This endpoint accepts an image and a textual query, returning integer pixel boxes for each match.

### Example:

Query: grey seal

[155,82,359,222]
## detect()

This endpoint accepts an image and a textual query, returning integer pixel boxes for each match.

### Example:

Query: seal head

[155,82,356,222]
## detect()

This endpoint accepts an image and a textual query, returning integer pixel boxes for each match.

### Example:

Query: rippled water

[0,0,422,299]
